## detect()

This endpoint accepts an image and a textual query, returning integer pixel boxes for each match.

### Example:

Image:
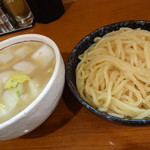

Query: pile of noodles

[76,27,150,119]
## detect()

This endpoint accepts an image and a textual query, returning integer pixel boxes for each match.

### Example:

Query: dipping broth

[0,41,55,123]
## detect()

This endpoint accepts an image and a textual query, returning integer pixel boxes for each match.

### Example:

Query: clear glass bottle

[0,1,14,33]
[3,0,34,27]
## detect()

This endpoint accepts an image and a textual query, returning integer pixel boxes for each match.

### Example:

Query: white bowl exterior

[0,34,65,140]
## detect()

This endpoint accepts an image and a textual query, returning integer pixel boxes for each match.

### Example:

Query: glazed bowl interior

[0,34,65,140]
[66,20,150,125]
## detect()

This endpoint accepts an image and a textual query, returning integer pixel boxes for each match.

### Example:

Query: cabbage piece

[4,72,30,90]
[0,49,14,64]
[13,61,36,74]
[28,79,40,98]
[0,70,14,83]
[31,45,54,67]
[14,83,24,97]
[1,73,31,112]
[0,104,6,115]
[2,89,19,109]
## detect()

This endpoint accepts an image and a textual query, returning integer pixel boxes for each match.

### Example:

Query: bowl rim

[66,20,150,125]
[0,34,61,128]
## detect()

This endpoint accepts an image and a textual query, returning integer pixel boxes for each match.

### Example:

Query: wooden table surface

[1,0,150,149]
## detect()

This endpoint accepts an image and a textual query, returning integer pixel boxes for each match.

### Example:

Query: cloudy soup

[0,41,55,123]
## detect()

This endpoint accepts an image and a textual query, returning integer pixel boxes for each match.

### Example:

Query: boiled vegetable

[4,72,30,90]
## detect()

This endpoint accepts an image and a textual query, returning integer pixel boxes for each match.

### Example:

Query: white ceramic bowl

[0,34,65,141]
